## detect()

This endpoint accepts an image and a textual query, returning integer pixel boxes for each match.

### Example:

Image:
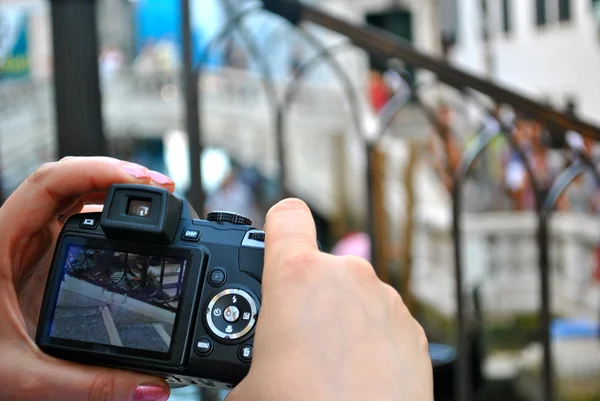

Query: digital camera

[36,184,265,389]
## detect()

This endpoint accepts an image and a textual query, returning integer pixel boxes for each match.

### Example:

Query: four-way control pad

[206,288,259,341]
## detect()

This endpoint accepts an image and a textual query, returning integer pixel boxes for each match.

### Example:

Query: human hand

[227,199,433,401]
[0,157,176,401]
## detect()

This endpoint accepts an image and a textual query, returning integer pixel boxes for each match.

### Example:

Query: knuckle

[27,162,57,187]
[278,251,322,282]
[287,250,320,268]
[414,321,430,352]
[88,373,116,401]
[285,251,321,272]
[340,256,377,281]
[383,284,409,313]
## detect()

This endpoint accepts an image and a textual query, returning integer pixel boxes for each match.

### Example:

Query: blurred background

[3,0,600,400]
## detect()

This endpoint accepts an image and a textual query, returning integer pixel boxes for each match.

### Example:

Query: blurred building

[451,0,600,123]
[2,0,600,324]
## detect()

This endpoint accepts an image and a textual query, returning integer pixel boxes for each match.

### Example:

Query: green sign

[0,8,29,80]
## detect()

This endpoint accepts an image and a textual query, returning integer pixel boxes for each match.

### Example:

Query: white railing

[413,210,600,319]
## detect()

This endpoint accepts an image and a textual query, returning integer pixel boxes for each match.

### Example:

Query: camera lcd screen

[48,245,187,354]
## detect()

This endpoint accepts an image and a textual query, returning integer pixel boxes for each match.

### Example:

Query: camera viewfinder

[127,198,152,218]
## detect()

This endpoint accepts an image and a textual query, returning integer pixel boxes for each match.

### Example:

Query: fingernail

[133,385,169,401]
[122,165,150,180]
[149,170,174,186]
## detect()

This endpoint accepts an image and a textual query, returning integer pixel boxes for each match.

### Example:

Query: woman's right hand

[227,199,433,401]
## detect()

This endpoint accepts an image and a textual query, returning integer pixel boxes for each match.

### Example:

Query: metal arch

[291,31,365,141]
[194,3,282,209]
[277,35,413,271]
[456,129,505,178]
[220,0,279,109]
[536,156,599,401]
[407,86,547,401]
[282,41,353,110]
[460,94,556,401]
[384,80,477,400]
[373,83,414,141]
[186,4,262,213]
[259,19,293,59]
[276,40,355,198]
[198,6,262,67]
[458,94,542,195]
[451,126,527,401]
[571,149,600,189]
[543,161,586,212]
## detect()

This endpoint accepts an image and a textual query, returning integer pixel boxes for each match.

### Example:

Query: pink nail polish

[133,385,169,401]
[122,165,150,179]
[149,170,174,186]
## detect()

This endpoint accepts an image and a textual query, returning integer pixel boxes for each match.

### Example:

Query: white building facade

[451,0,600,124]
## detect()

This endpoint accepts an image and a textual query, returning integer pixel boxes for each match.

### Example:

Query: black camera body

[36,184,265,389]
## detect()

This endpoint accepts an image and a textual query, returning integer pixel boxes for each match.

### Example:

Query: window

[536,0,547,26]
[536,0,572,27]
[480,0,489,40]
[438,0,458,45]
[594,0,600,23]
[502,0,511,33]
[559,0,571,21]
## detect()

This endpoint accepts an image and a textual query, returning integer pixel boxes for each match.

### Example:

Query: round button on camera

[195,337,213,356]
[238,344,253,362]
[208,269,226,287]
[206,288,259,341]
[224,305,240,323]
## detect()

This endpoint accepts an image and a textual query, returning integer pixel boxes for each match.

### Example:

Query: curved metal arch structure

[183,2,600,401]
[400,82,548,401]
[276,39,361,200]
[278,38,421,272]
[220,0,279,109]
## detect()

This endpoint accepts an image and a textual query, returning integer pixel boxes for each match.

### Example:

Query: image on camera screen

[49,245,187,354]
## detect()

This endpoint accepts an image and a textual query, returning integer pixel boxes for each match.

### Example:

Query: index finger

[0,157,175,241]
[264,198,319,275]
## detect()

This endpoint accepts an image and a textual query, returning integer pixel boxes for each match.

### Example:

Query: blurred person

[477,105,512,210]
[382,68,405,96]
[331,231,371,262]
[289,45,304,79]
[559,99,600,213]
[426,103,462,192]
[99,45,124,80]
[562,134,600,214]
[133,43,159,91]
[204,168,263,229]
[369,69,391,113]
[224,40,248,70]
[0,157,433,401]
[503,118,536,210]
[154,38,178,73]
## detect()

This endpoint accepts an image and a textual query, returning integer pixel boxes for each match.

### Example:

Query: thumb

[263,198,319,276]
[17,353,170,401]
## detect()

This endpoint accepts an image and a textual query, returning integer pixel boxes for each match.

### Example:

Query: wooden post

[401,141,418,314]
[50,0,106,158]
[181,0,204,214]
[371,146,389,282]
[331,132,348,238]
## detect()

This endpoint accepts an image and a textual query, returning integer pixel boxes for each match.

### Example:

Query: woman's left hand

[0,156,176,401]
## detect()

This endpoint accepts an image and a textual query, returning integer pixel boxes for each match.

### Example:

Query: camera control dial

[206,211,252,226]
[206,288,259,341]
